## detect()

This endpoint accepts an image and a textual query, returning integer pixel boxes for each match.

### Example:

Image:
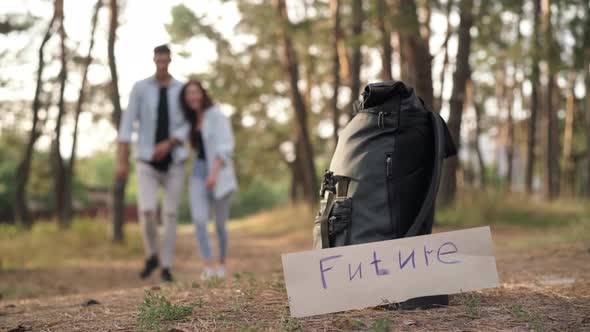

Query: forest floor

[0,204,589,331]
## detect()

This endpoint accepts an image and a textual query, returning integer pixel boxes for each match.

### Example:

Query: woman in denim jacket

[181,80,238,280]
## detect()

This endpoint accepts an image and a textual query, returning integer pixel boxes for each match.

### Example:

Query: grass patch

[229,204,313,237]
[505,303,545,332]
[205,276,224,289]
[280,308,302,331]
[438,191,590,228]
[367,318,392,332]
[507,303,529,319]
[236,325,262,332]
[458,292,482,318]
[0,218,143,269]
[0,285,34,299]
[269,275,287,293]
[137,290,199,331]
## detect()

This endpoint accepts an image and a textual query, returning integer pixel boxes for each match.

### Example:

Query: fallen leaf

[403,319,416,326]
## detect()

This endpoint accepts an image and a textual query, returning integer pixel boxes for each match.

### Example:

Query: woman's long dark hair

[180,80,214,147]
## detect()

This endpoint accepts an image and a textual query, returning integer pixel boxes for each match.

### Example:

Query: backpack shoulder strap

[404,111,446,237]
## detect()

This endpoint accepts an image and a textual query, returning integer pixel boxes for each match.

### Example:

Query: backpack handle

[404,111,446,237]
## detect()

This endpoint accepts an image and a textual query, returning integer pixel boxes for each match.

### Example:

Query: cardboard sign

[281,226,499,317]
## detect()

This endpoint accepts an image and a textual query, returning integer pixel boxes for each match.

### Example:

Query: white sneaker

[216,266,225,279]
[200,268,215,281]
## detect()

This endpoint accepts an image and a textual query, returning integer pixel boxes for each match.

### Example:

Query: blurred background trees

[1,0,589,237]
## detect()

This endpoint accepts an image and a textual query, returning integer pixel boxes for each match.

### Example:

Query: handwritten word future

[319,242,460,289]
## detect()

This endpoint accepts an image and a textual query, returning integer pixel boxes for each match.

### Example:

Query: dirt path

[1,226,589,331]
[0,224,309,301]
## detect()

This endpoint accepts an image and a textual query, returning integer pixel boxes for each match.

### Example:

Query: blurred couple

[116,45,237,282]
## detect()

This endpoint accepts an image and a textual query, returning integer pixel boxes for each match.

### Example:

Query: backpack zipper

[385,153,397,236]
[386,155,393,179]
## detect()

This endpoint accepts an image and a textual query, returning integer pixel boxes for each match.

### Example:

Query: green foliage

[0,14,35,34]
[205,276,224,289]
[167,2,334,209]
[0,129,23,215]
[367,319,392,332]
[437,190,590,228]
[269,275,287,293]
[230,177,289,218]
[280,308,302,332]
[0,285,34,299]
[0,129,137,219]
[458,292,482,318]
[236,325,261,332]
[508,303,529,319]
[506,303,545,332]
[137,290,197,331]
[176,176,289,224]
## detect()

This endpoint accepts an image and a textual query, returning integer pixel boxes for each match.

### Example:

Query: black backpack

[313,80,457,309]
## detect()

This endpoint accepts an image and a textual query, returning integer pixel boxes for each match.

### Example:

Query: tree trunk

[584,0,590,198]
[562,72,576,196]
[474,102,486,188]
[330,0,341,146]
[14,9,58,228]
[435,0,454,113]
[53,0,68,227]
[109,0,125,242]
[439,0,473,207]
[542,0,560,200]
[467,78,486,187]
[526,0,542,194]
[348,0,363,118]
[586,61,590,197]
[289,142,305,203]
[274,0,318,205]
[65,0,102,223]
[506,67,516,190]
[396,0,434,109]
[376,0,393,81]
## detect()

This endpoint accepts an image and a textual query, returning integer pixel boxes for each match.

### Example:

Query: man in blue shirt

[116,45,189,282]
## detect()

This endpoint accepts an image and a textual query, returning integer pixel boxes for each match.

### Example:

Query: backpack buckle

[320,170,337,197]
[378,112,385,128]
[352,100,363,116]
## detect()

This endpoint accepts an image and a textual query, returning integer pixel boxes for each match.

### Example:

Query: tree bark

[467,78,486,187]
[53,0,68,227]
[586,61,590,198]
[396,0,434,109]
[14,8,58,228]
[289,142,304,202]
[274,0,318,205]
[562,72,576,195]
[330,0,341,146]
[109,0,125,242]
[439,0,473,207]
[505,66,516,190]
[525,0,541,194]
[542,0,560,200]
[349,0,363,118]
[376,0,393,81]
[65,0,102,223]
[474,101,486,188]
[435,0,454,113]
[584,0,590,197]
